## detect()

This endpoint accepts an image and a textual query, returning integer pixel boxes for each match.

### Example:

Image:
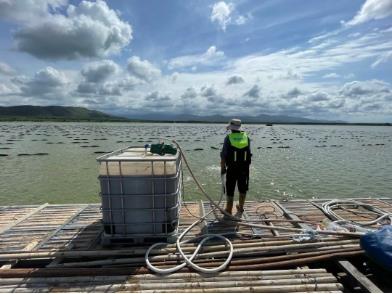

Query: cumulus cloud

[127,56,161,82]
[0,62,15,76]
[200,86,224,103]
[77,59,140,97]
[226,75,244,85]
[98,83,122,96]
[77,82,96,95]
[284,87,303,98]
[338,80,392,114]
[181,87,198,100]
[210,2,233,31]
[0,81,20,97]
[13,0,132,59]
[168,46,225,70]
[18,66,69,98]
[77,77,138,97]
[340,80,391,97]
[81,60,119,83]
[77,60,121,96]
[243,84,260,98]
[144,91,173,108]
[307,91,330,102]
[210,1,248,31]
[344,0,392,26]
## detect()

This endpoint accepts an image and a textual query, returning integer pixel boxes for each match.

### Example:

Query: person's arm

[220,136,229,174]
[248,137,252,164]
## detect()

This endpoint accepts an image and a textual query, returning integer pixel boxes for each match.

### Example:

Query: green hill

[0,105,129,122]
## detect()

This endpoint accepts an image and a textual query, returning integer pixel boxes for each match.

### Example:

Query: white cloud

[210,1,248,31]
[181,87,198,100]
[371,50,392,67]
[0,62,15,76]
[323,73,340,79]
[127,56,161,82]
[339,80,392,113]
[307,91,329,102]
[168,46,225,70]
[233,28,392,82]
[243,84,260,98]
[18,66,69,98]
[144,91,173,108]
[13,0,132,59]
[226,75,244,85]
[210,2,233,31]
[284,87,303,98]
[345,0,392,26]
[0,0,66,23]
[340,80,390,97]
[81,60,119,83]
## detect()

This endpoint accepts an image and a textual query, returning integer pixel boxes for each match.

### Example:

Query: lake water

[0,122,391,205]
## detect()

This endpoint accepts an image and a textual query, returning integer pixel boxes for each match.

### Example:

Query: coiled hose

[321,199,392,231]
[146,139,245,274]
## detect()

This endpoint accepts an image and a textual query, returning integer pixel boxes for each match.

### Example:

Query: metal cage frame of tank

[96,146,182,239]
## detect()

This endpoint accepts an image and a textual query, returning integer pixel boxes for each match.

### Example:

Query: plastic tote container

[97,146,182,238]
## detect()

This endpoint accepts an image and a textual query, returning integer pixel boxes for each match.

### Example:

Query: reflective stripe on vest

[228,132,249,149]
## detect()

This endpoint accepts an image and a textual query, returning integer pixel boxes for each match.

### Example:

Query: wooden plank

[337,260,383,293]
[273,201,313,230]
[32,204,89,251]
[0,203,49,235]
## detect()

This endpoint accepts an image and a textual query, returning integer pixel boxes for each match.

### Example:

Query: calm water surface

[0,122,391,205]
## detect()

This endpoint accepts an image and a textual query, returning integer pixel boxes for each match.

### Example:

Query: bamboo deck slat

[0,198,390,292]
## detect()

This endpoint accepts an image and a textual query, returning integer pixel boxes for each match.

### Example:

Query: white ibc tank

[97,146,182,239]
[99,147,179,176]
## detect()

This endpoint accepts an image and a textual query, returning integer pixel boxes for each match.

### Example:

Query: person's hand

[221,167,227,175]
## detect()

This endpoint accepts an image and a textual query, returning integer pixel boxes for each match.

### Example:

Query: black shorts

[226,166,249,197]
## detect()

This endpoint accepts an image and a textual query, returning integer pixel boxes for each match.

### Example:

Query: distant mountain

[0,105,346,124]
[0,105,129,122]
[127,113,343,124]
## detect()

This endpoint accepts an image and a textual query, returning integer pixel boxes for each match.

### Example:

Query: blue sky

[0,0,391,122]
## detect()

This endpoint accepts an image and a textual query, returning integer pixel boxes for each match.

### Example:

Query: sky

[0,0,391,122]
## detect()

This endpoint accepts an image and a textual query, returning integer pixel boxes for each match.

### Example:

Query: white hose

[145,147,234,274]
[321,199,392,231]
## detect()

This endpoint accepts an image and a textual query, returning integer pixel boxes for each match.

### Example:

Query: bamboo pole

[0,272,332,286]
[134,283,344,293]
[53,240,359,268]
[57,244,360,268]
[0,238,358,262]
[159,246,361,268]
[0,283,344,293]
[226,250,364,270]
[233,220,363,237]
[0,268,330,278]
[0,276,339,292]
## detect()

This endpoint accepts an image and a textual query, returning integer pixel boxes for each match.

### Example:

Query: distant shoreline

[0,117,390,126]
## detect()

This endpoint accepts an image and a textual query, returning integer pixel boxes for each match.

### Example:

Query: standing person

[220,119,252,215]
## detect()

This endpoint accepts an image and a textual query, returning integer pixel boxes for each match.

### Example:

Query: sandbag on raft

[360,225,392,272]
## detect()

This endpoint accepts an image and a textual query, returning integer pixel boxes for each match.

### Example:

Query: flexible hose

[321,199,392,229]
[145,143,233,274]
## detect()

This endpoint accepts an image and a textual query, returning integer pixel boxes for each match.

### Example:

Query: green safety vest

[227,132,251,165]
[228,132,249,149]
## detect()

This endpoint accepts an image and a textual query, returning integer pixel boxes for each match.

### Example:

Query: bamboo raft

[0,198,391,293]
